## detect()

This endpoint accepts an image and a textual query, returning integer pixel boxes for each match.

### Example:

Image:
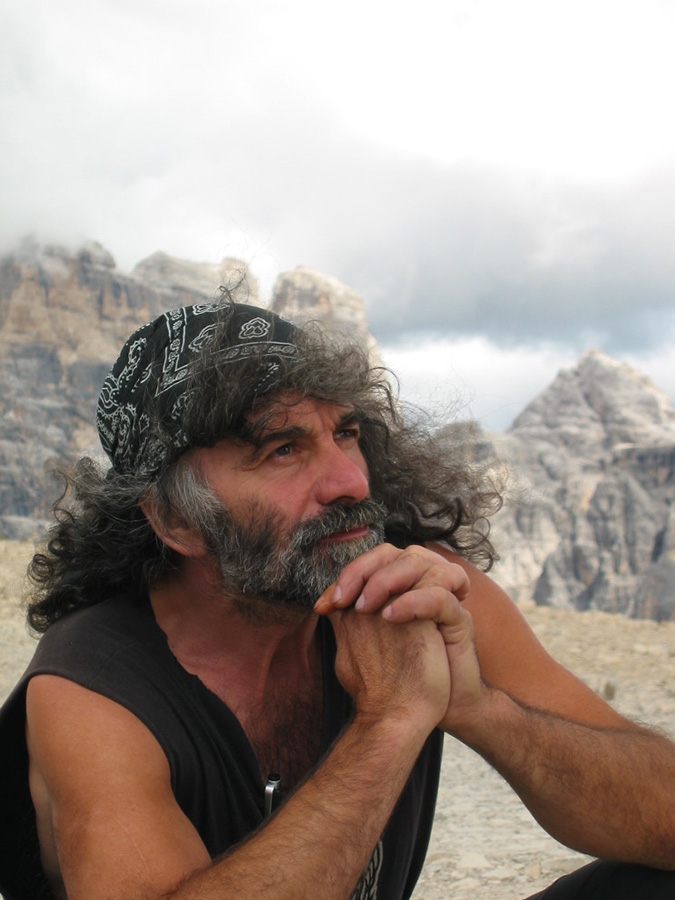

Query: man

[0,299,674,900]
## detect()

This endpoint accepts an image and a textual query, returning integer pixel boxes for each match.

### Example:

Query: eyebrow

[241,409,360,461]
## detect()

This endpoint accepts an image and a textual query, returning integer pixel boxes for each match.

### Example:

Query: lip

[320,525,370,543]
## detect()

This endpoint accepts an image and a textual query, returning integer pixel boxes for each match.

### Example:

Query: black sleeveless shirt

[0,592,443,900]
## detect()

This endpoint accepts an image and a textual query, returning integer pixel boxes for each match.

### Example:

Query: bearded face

[199,497,387,616]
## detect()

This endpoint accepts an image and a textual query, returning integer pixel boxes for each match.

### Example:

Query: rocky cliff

[269,266,378,356]
[2,239,674,619]
[488,350,675,620]
[0,240,375,539]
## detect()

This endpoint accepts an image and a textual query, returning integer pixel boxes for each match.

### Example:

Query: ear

[140,494,208,559]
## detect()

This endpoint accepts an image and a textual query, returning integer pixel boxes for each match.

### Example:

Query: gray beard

[202,498,388,617]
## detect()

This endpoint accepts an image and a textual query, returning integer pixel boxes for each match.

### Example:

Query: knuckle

[401,546,430,564]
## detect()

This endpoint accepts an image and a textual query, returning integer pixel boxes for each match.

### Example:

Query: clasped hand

[314,544,486,735]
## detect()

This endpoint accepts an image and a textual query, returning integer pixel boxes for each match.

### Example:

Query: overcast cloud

[1,0,674,428]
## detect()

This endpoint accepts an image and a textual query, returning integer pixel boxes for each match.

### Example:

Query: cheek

[242,489,307,534]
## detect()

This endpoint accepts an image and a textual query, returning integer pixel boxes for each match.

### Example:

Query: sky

[2,0,674,430]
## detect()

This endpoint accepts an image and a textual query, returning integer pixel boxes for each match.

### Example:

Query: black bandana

[96,302,298,477]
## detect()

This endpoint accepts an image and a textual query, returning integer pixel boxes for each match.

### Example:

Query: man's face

[190,396,387,616]
[202,496,387,614]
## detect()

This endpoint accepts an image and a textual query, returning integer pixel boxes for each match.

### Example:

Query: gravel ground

[411,605,675,899]
[2,540,675,899]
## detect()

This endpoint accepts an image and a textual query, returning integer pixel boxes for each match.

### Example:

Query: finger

[384,589,476,654]
[314,545,470,615]
[314,582,341,615]
[355,553,470,614]
[382,586,465,626]
[314,543,404,613]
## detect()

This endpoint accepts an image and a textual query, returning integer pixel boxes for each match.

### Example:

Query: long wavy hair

[25,318,502,633]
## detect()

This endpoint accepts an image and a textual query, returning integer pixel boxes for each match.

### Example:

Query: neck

[149,558,325,790]
[148,556,321,696]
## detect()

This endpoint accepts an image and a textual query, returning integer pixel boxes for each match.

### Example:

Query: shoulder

[31,592,148,657]
[426,542,626,727]
[22,593,201,774]
[26,673,169,774]
[25,674,210,897]
[29,592,163,682]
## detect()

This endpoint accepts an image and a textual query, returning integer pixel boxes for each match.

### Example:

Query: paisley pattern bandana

[96,302,297,477]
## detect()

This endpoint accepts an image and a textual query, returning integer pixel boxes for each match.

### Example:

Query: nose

[314,443,370,507]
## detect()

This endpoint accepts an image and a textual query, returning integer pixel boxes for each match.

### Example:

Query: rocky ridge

[0,239,225,538]
[0,239,373,539]
[488,350,675,620]
[1,238,674,619]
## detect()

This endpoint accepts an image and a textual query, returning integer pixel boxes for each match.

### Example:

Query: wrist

[350,708,433,762]
[443,684,517,748]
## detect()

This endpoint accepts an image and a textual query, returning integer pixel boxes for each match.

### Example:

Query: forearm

[452,688,675,868]
[172,714,429,900]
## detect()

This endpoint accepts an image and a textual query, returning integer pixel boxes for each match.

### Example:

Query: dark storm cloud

[1,0,674,361]
[219,141,675,356]
[316,163,675,355]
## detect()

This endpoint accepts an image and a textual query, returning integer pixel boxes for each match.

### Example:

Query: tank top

[0,590,443,900]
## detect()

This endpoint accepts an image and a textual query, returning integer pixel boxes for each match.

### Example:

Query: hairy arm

[318,542,675,868]
[454,684,675,867]
[26,610,449,900]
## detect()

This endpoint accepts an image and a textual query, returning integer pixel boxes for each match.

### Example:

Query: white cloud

[379,337,580,431]
[381,332,675,433]
[2,0,674,423]
[272,0,675,183]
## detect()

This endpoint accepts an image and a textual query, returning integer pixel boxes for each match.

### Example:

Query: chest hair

[240,681,324,791]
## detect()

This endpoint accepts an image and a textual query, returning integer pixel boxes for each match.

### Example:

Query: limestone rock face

[2,241,674,621]
[132,252,259,305]
[0,243,375,540]
[0,240,240,538]
[270,266,378,357]
[489,349,675,619]
[509,348,675,453]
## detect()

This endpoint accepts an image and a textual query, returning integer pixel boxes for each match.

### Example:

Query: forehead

[189,395,357,481]
[247,393,355,433]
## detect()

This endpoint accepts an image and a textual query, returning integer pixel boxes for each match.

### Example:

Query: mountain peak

[131,252,258,303]
[510,348,675,452]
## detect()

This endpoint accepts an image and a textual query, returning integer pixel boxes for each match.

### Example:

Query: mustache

[288,498,388,551]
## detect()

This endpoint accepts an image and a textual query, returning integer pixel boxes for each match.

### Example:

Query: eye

[336,425,360,443]
[268,442,294,459]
